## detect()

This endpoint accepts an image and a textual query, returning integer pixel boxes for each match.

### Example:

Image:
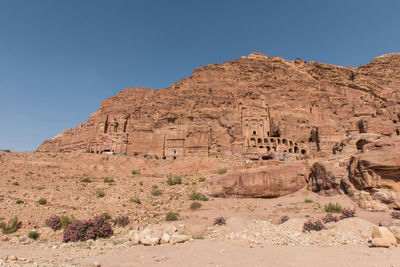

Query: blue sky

[0,0,399,151]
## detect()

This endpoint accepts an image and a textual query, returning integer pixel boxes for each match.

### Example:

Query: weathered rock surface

[371,226,397,247]
[209,161,307,198]
[37,53,400,162]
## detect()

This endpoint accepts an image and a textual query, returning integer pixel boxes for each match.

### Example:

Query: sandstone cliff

[37,53,400,161]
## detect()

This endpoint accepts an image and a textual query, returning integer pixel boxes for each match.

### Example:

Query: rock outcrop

[37,53,400,162]
[209,161,307,198]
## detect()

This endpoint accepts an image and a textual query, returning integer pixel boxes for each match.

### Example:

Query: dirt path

[1,239,400,267]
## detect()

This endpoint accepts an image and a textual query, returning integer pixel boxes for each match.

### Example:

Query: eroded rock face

[209,161,307,198]
[37,53,400,161]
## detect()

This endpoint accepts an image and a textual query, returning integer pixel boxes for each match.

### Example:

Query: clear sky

[0,0,399,151]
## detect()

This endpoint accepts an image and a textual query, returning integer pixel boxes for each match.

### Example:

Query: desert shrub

[131,169,140,175]
[324,202,342,213]
[214,216,226,226]
[304,199,313,203]
[61,215,74,230]
[62,216,113,243]
[15,199,24,204]
[28,231,39,240]
[151,188,162,196]
[0,216,21,234]
[167,174,182,185]
[322,213,339,223]
[101,212,112,220]
[217,168,228,175]
[114,216,130,227]
[340,208,356,219]
[38,198,47,205]
[46,215,62,231]
[190,202,202,210]
[130,197,141,204]
[81,178,91,183]
[96,189,105,198]
[199,177,206,182]
[279,216,289,224]
[189,191,208,201]
[165,211,179,221]
[12,181,19,186]
[302,220,326,232]
[103,177,115,184]
[391,211,400,220]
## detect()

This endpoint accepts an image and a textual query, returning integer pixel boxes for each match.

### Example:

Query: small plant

[46,215,62,231]
[199,177,206,182]
[131,169,141,175]
[190,202,202,210]
[96,189,105,198]
[62,216,113,243]
[151,188,162,196]
[103,177,115,184]
[214,216,226,226]
[0,216,21,234]
[130,197,141,204]
[165,211,179,221]
[340,208,356,219]
[324,202,342,213]
[139,181,143,185]
[322,213,339,223]
[15,199,24,204]
[189,191,208,201]
[38,198,47,205]
[114,216,130,227]
[303,220,326,232]
[167,174,182,185]
[101,212,112,220]
[391,211,400,220]
[217,168,228,175]
[279,215,289,224]
[28,231,39,240]
[304,199,313,203]
[81,178,92,183]
[12,181,19,186]
[61,215,74,230]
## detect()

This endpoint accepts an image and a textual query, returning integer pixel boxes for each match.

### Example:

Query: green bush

[198,177,206,182]
[131,169,141,175]
[167,174,182,185]
[38,198,47,205]
[12,181,19,186]
[28,231,39,240]
[61,215,74,230]
[101,212,112,220]
[217,168,228,175]
[96,189,105,198]
[130,197,141,204]
[165,211,179,221]
[324,202,342,213]
[15,199,24,204]
[304,199,313,203]
[81,178,92,183]
[189,191,208,201]
[190,202,202,210]
[151,188,162,196]
[103,177,115,183]
[0,216,21,234]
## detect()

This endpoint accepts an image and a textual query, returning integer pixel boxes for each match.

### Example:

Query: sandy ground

[1,239,400,267]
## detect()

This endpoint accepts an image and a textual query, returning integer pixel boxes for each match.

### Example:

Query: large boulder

[209,161,307,198]
[371,226,397,247]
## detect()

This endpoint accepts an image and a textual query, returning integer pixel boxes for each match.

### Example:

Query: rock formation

[37,53,400,162]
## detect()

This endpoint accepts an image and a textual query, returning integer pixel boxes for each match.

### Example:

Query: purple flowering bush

[303,220,326,232]
[63,216,113,243]
[45,215,62,231]
[213,216,226,226]
[322,213,339,223]
[340,208,356,220]
[279,216,289,224]
[391,211,400,220]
